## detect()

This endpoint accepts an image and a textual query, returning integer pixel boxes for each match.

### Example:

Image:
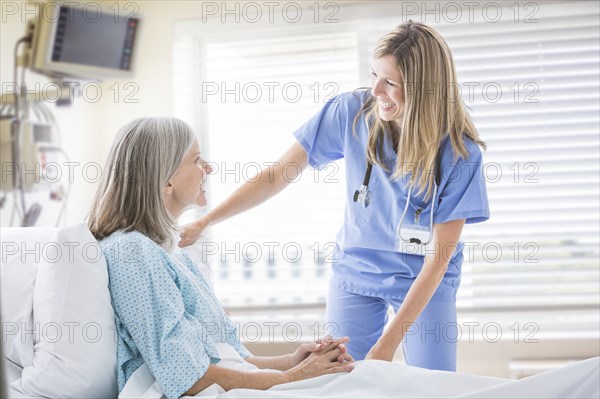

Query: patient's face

[168,140,212,212]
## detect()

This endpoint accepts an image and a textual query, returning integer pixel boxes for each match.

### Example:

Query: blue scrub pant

[326,283,457,371]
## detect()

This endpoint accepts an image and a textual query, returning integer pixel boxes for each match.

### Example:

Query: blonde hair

[87,117,195,244]
[354,20,486,200]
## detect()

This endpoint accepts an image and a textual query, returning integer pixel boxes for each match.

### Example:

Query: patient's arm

[246,354,295,371]
[182,364,287,395]
[182,343,354,396]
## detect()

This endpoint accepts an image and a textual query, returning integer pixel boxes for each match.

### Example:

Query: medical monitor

[30,3,140,80]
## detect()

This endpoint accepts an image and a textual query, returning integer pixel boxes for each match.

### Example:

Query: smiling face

[164,139,213,217]
[371,54,406,126]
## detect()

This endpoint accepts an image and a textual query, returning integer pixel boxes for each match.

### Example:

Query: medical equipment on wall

[0,1,140,226]
[353,144,442,256]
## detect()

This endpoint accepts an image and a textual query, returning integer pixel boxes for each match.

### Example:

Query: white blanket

[120,344,600,399]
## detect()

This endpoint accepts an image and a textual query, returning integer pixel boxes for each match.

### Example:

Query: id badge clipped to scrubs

[397,223,435,256]
[396,187,437,256]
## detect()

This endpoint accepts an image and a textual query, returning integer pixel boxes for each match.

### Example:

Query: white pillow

[16,223,117,398]
[1,226,57,369]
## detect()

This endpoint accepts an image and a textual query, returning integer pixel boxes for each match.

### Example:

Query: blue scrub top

[294,90,490,301]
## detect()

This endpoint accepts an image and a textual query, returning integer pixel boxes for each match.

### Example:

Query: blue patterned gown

[100,230,251,399]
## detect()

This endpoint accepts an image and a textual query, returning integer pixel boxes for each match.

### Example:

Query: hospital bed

[1,224,598,398]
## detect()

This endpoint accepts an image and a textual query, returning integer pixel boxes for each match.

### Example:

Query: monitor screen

[30,3,140,80]
[51,6,138,71]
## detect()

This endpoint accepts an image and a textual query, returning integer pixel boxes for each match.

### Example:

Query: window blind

[174,29,358,308]
[173,1,599,331]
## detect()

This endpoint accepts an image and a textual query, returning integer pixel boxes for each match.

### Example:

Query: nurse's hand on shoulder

[365,340,395,362]
[178,217,208,247]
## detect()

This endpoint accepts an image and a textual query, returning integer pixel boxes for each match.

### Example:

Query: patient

[87,117,354,399]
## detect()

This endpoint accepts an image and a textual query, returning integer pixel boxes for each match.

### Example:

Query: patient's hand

[284,337,355,383]
[290,336,353,368]
[178,218,208,247]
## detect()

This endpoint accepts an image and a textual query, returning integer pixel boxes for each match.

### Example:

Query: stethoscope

[353,149,442,246]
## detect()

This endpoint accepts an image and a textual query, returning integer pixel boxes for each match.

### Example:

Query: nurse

[180,20,489,370]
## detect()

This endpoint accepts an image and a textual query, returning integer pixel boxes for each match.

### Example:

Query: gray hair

[87,117,195,244]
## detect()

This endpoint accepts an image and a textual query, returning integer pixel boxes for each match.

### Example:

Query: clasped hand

[285,336,355,382]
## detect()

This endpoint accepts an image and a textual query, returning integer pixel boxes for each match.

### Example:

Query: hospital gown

[100,230,251,399]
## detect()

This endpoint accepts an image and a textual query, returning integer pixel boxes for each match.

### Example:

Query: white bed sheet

[5,361,34,399]
[120,344,600,399]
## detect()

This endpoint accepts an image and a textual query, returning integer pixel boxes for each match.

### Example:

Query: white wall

[1,0,208,226]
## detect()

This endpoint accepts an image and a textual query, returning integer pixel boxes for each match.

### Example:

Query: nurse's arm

[179,142,308,246]
[366,218,466,361]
